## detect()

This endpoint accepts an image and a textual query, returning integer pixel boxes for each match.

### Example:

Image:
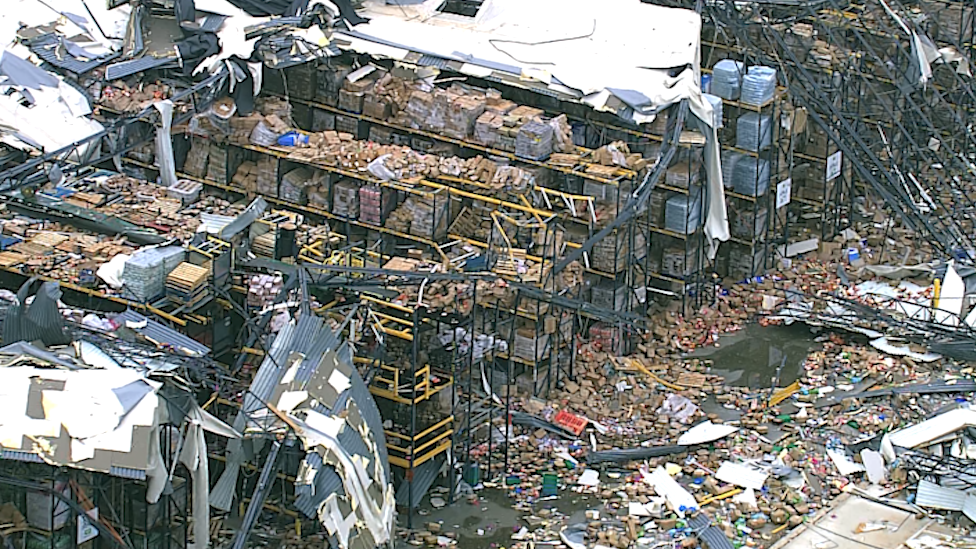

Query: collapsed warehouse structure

[1,0,976,546]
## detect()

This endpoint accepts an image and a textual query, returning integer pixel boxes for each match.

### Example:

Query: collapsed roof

[213,307,395,549]
[0,280,240,549]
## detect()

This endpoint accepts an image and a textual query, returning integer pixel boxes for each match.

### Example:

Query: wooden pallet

[0,251,27,267]
[166,262,209,294]
[29,232,69,248]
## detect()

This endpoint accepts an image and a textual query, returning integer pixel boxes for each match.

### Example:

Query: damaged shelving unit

[701,0,976,260]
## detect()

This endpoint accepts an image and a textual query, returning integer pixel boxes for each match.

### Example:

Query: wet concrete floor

[691,323,819,389]
[395,324,821,548]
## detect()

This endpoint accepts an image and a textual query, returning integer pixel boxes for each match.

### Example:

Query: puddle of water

[396,488,594,549]
[690,323,819,389]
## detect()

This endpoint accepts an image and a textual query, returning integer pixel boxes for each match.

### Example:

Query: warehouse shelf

[278,95,637,186]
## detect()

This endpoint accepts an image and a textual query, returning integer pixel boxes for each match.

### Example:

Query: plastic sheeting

[152,100,178,188]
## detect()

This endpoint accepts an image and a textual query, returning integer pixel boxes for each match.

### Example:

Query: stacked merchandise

[475,111,504,147]
[703,94,724,128]
[332,179,360,218]
[384,199,413,234]
[662,240,700,278]
[590,282,628,311]
[515,120,554,161]
[229,114,263,144]
[588,322,629,354]
[711,60,745,100]
[316,63,352,106]
[279,168,314,204]
[247,273,284,308]
[256,155,279,196]
[252,231,277,258]
[444,95,486,140]
[721,151,745,189]
[307,173,332,209]
[232,161,259,193]
[409,197,449,240]
[512,324,549,362]
[183,142,209,178]
[121,246,185,301]
[590,232,645,273]
[368,126,394,145]
[359,185,392,226]
[730,202,769,239]
[338,81,367,114]
[648,191,667,227]
[591,235,626,273]
[732,158,770,196]
[735,113,772,152]
[165,262,210,306]
[648,110,669,136]
[740,66,777,106]
[475,96,517,147]
[283,62,317,100]
[665,161,699,189]
[205,143,228,183]
[664,191,703,234]
[312,109,336,131]
[729,245,766,278]
[499,106,545,153]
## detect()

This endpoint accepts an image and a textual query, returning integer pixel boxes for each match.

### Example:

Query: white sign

[78,508,98,543]
[826,151,843,181]
[776,178,792,209]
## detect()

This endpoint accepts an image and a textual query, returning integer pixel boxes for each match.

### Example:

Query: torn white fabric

[935,261,964,326]
[180,414,210,549]
[96,253,130,289]
[153,101,178,188]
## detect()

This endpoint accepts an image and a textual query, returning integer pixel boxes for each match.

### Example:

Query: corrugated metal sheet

[230,310,390,533]
[395,455,444,508]
[294,451,345,518]
[28,34,120,75]
[200,14,228,32]
[220,197,267,239]
[105,55,175,80]
[417,54,450,69]
[114,309,211,357]
[242,318,300,415]
[4,281,70,347]
[916,479,966,510]
[109,465,147,480]
[0,450,43,463]
[689,513,734,549]
[963,494,976,523]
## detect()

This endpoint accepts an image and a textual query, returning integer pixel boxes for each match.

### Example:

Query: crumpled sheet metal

[214,312,394,548]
